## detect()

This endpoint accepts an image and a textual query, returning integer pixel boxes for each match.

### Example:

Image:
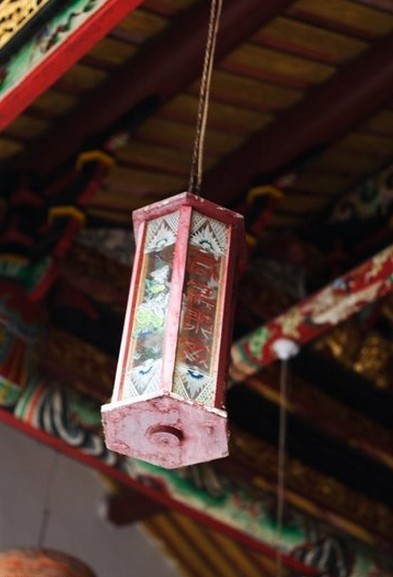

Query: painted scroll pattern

[123,458,393,577]
[1,375,392,577]
[0,0,102,98]
[0,312,392,575]
[231,244,393,379]
[0,289,117,465]
[14,379,118,466]
[329,163,393,224]
[1,356,392,577]
[173,212,228,405]
[123,212,178,400]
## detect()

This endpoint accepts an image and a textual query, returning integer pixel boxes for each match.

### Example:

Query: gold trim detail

[229,427,393,544]
[47,205,86,225]
[76,150,115,170]
[0,0,53,51]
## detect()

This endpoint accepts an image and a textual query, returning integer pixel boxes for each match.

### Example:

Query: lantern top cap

[132,191,244,228]
[131,191,247,271]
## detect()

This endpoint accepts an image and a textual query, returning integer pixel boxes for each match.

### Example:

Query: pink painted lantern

[0,549,96,577]
[102,191,245,468]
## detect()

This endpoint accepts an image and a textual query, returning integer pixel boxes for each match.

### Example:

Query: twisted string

[188,0,223,195]
[276,358,289,577]
[37,449,59,548]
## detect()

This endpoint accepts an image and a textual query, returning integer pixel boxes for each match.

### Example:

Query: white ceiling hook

[272,338,300,361]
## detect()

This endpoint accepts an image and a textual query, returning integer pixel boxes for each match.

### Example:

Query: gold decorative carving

[61,244,130,311]
[38,327,116,402]
[314,318,361,364]
[314,317,393,392]
[353,332,393,390]
[248,369,393,469]
[229,427,393,544]
[0,0,53,51]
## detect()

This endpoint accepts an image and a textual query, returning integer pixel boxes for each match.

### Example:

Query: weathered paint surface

[102,393,228,468]
[231,244,393,379]
[103,192,245,468]
[0,0,144,128]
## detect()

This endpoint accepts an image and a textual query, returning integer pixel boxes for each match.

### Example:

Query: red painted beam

[231,244,393,379]
[203,32,393,204]
[0,0,145,131]
[21,0,294,174]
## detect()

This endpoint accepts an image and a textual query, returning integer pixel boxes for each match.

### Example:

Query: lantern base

[101,392,228,468]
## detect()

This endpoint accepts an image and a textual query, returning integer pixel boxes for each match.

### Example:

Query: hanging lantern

[0,549,96,577]
[102,191,245,468]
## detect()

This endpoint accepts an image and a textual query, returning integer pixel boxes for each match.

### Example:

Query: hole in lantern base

[147,425,184,447]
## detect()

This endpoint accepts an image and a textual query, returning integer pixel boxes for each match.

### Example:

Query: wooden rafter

[204,31,393,204]
[18,0,294,174]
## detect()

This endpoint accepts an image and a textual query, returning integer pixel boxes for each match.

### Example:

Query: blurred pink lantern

[102,191,245,468]
[0,549,95,577]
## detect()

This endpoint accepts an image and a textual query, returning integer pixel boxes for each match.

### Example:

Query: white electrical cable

[271,339,299,577]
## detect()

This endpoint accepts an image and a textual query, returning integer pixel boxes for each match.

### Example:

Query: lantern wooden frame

[102,191,245,468]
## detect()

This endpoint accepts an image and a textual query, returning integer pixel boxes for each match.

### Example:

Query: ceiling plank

[203,32,393,204]
[19,0,294,175]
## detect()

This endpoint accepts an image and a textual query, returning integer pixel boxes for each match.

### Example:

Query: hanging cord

[37,449,59,549]
[188,0,223,195]
[272,338,299,577]
[276,357,289,577]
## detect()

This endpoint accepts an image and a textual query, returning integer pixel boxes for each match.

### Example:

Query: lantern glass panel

[122,211,179,400]
[173,211,229,406]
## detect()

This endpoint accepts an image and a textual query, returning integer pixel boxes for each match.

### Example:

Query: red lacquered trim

[0,0,144,130]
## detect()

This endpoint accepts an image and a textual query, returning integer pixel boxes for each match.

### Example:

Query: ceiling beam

[0,0,145,131]
[245,368,393,473]
[203,32,393,204]
[224,427,393,547]
[19,0,293,175]
[231,243,393,379]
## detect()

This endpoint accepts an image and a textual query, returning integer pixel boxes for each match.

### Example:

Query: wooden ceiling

[2,0,393,221]
[1,1,393,576]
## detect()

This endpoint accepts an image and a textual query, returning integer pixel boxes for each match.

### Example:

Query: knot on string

[272,338,300,361]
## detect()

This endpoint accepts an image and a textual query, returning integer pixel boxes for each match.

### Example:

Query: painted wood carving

[0,310,392,576]
[231,244,393,379]
[0,0,56,52]
[0,0,144,128]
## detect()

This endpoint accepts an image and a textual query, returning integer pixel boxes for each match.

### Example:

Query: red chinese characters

[178,246,221,373]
